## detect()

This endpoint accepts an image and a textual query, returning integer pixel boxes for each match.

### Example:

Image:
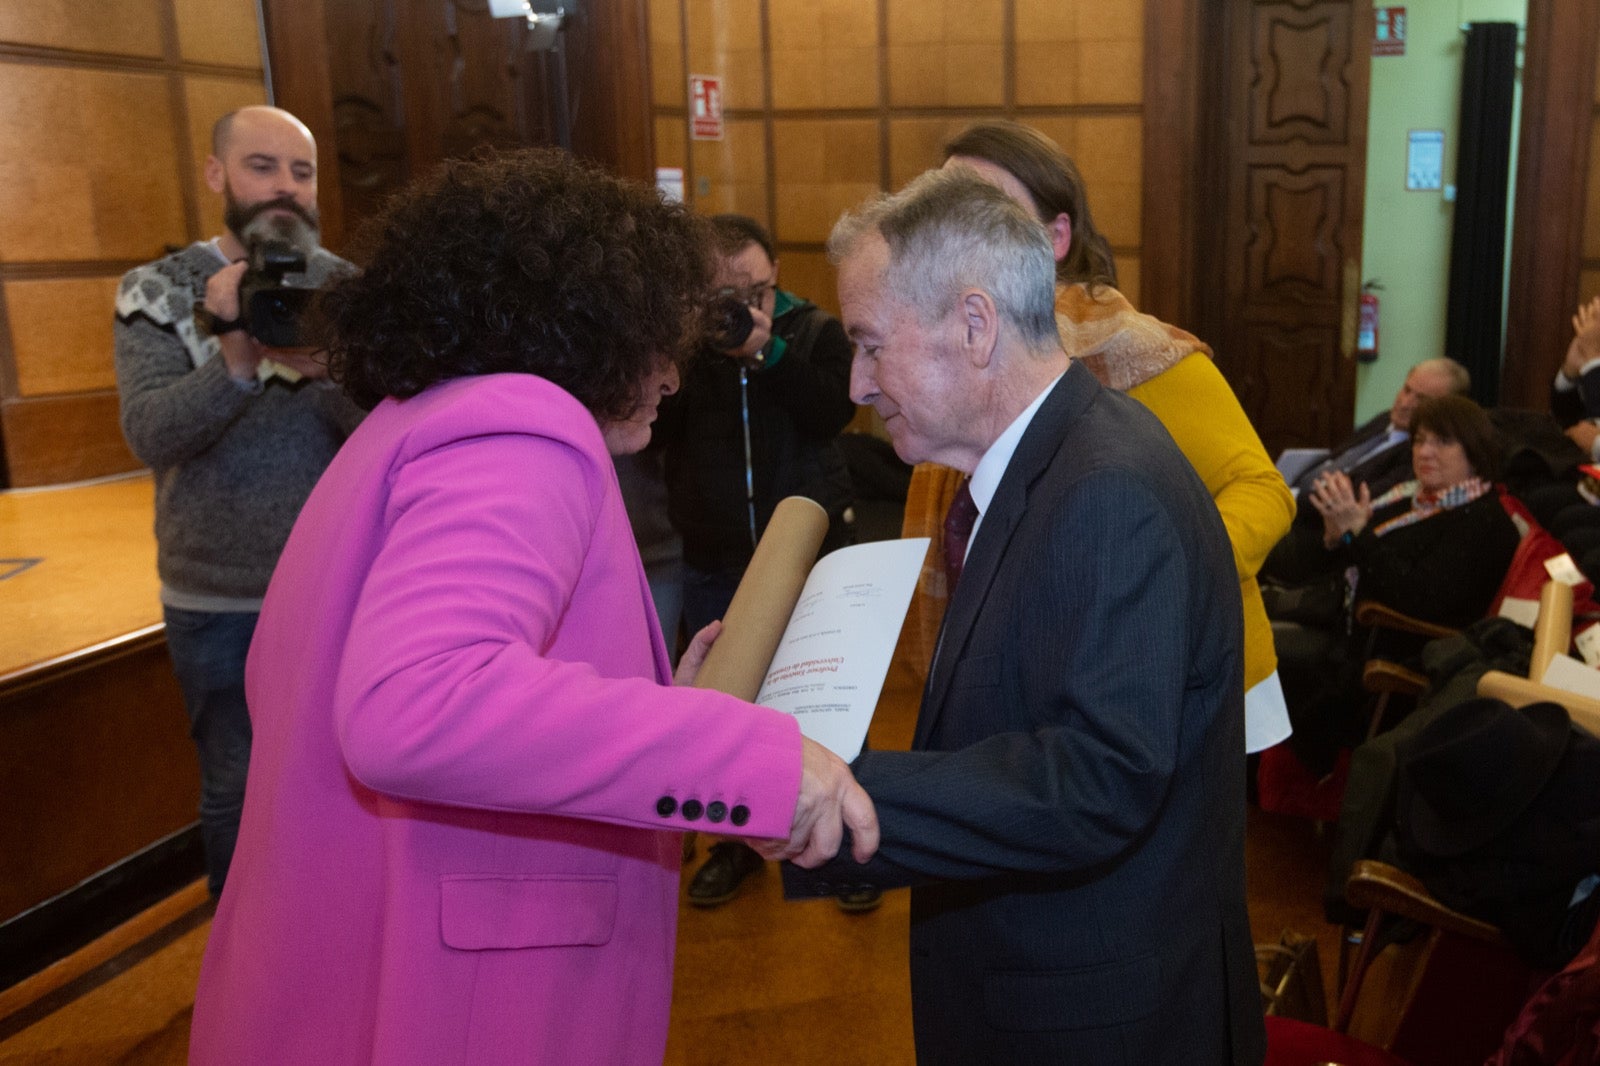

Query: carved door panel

[1217,0,1373,452]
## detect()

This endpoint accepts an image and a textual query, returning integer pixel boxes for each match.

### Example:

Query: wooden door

[1206,0,1374,453]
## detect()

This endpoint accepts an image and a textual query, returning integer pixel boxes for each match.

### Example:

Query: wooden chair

[1309,580,1589,1063]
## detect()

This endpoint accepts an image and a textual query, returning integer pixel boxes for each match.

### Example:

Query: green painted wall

[1355,0,1525,423]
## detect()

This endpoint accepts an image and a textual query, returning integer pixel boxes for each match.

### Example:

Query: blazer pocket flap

[440,875,617,950]
[950,652,1002,691]
[982,955,1159,1032]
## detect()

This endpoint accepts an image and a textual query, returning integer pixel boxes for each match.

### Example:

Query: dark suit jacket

[786,365,1265,1064]
[1291,411,1413,507]
[1266,413,1415,586]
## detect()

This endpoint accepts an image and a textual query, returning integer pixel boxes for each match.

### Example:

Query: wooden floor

[0,634,1377,1064]
[0,474,1405,1061]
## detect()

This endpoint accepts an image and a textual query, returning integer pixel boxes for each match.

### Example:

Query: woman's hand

[1309,470,1371,548]
[673,620,722,686]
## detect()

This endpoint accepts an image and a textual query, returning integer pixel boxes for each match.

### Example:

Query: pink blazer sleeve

[331,428,802,839]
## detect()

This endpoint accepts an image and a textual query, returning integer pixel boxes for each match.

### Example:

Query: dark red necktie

[943,478,979,592]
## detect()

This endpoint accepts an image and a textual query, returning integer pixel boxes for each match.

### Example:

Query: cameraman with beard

[654,214,865,910]
[114,105,361,897]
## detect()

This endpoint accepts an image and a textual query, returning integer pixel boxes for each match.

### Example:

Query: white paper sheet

[1275,447,1329,486]
[755,537,929,761]
[1541,653,1600,703]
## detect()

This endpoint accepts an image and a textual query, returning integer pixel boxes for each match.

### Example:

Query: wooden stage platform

[0,472,201,990]
[0,473,163,681]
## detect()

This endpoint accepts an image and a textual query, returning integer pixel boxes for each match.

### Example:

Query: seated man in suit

[1263,356,1470,587]
[776,169,1264,1063]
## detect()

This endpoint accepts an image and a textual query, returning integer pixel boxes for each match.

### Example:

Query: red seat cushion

[1265,1016,1413,1066]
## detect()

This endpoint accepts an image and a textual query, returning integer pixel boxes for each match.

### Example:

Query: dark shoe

[835,884,882,913]
[687,842,764,907]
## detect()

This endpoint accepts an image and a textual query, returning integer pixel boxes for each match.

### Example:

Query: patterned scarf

[1369,477,1493,538]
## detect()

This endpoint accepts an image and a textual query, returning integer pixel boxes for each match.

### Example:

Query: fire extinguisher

[1356,281,1381,364]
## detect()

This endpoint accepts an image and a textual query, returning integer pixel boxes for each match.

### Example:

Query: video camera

[238,238,317,348]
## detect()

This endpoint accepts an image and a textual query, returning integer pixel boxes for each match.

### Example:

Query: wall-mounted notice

[1406,129,1443,191]
[690,75,724,140]
[655,166,684,203]
[1375,7,1407,56]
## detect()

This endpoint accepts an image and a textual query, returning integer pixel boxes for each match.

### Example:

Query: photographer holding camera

[653,214,862,909]
[114,105,361,897]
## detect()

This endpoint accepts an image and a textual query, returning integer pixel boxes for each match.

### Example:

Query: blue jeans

[163,606,257,897]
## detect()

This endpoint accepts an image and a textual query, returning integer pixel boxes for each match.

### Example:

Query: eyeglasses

[738,278,776,308]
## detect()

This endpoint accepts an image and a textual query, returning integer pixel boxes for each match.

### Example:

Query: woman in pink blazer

[189,151,876,1065]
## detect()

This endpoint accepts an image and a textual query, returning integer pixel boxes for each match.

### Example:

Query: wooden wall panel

[769,0,879,109]
[1502,0,1600,408]
[0,393,135,486]
[691,117,770,224]
[654,0,1147,319]
[0,65,186,264]
[4,277,121,397]
[886,0,1004,108]
[773,118,881,243]
[649,0,685,107]
[0,0,165,57]
[1015,0,1143,105]
[173,0,264,67]
[778,249,840,317]
[684,0,764,110]
[183,75,272,233]
[888,116,970,189]
[656,114,688,172]
[1031,114,1143,251]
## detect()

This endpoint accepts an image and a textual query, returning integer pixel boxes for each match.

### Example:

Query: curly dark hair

[321,149,713,419]
[942,121,1118,290]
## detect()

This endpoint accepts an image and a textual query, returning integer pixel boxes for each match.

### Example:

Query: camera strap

[740,366,757,550]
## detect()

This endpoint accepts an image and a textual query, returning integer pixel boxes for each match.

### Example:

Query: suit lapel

[913,365,1099,750]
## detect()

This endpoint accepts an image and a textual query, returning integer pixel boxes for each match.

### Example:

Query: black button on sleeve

[656,796,677,817]
[681,799,704,821]
[706,801,727,823]
[729,804,750,827]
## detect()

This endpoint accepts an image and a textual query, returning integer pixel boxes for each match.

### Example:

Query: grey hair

[827,168,1060,351]
[1414,356,1471,395]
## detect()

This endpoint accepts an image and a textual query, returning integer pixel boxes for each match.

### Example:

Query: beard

[223,182,321,252]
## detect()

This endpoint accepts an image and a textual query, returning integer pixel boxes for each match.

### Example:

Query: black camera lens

[709,291,755,351]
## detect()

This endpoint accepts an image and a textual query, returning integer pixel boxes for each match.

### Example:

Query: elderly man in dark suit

[776,169,1264,1062]
[1263,357,1468,587]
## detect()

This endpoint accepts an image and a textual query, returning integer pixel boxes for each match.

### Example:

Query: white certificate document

[755,537,929,761]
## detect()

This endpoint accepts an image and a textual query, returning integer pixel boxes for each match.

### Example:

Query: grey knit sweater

[114,240,362,606]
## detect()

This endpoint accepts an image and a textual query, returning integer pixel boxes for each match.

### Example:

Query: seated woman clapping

[1275,394,1521,774]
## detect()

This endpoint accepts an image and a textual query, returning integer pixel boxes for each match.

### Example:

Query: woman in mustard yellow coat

[900,121,1294,753]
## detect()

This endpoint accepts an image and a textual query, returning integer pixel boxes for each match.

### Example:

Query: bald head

[212,106,315,158]
[1390,357,1471,431]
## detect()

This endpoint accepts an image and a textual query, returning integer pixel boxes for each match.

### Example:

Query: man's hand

[719,304,772,364]
[673,620,722,686]
[752,737,879,868]
[1565,296,1600,379]
[1567,420,1600,456]
[202,261,265,382]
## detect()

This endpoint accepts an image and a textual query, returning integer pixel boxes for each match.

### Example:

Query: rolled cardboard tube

[1530,579,1575,681]
[693,496,829,701]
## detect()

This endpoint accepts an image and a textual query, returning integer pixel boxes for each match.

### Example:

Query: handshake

[673,614,880,873]
[754,736,879,869]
